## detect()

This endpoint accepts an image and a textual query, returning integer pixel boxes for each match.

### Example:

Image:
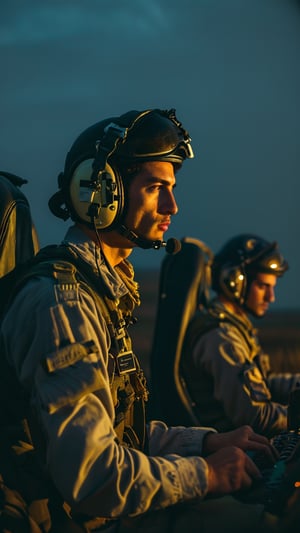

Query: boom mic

[165,238,181,255]
[118,224,181,253]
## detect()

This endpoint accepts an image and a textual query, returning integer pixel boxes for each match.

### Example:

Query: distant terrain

[132,269,300,383]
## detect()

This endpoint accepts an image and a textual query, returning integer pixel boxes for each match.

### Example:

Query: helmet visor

[110,108,194,165]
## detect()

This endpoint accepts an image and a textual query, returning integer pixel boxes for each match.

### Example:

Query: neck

[100,238,132,267]
[218,294,248,319]
[76,223,133,267]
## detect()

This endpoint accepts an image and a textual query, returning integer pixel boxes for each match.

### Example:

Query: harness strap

[1,248,149,531]
[31,253,149,449]
[186,306,261,356]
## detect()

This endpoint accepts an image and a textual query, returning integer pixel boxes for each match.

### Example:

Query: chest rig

[48,250,149,454]
[186,304,263,360]
[183,303,271,403]
[19,244,149,453]
[99,294,149,450]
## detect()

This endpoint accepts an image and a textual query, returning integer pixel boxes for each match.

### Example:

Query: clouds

[0,1,167,47]
[0,1,173,109]
[1,0,300,307]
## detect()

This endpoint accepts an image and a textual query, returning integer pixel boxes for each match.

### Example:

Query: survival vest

[184,303,262,357]
[178,302,270,430]
[24,244,149,451]
[0,245,149,532]
[183,302,268,377]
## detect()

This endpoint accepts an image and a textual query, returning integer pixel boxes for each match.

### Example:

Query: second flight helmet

[211,234,289,305]
[49,108,194,249]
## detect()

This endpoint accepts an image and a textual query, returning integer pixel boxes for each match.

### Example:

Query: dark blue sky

[1,0,300,308]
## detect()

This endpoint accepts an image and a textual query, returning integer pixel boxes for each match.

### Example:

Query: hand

[205,445,262,496]
[203,425,279,463]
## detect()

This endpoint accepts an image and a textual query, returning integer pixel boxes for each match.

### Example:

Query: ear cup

[219,264,246,303]
[68,159,124,229]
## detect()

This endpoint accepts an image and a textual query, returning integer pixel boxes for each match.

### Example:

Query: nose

[162,189,178,215]
[266,286,276,303]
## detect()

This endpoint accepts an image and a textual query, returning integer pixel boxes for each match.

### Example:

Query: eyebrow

[144,176,177,187]
[255,279,275,288]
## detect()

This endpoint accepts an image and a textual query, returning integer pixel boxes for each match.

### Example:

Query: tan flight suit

[0,226,273,532]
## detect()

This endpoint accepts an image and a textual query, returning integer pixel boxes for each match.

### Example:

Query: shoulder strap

[184,310,221,351]
[186,304,261,356]
[29,245,133,356]
[0,245,113,422]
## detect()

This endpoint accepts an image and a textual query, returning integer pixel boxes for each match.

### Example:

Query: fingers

[245,453,263,481]
[206,446,261,495]
[246,430,269,445]
[236,426,279,463]
[246,432,279,462]
[203,426,279,464]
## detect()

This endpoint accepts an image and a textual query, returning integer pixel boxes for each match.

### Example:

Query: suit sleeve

[1,277,212,519]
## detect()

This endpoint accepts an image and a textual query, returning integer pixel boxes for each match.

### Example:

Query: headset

[213,234,288,305]
[49,109,193,250]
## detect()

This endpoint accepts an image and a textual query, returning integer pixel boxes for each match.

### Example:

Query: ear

[219,263,247,304]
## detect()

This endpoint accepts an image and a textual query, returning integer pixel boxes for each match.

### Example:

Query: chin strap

[118,225,181,254]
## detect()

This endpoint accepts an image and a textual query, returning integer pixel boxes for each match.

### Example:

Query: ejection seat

[0,171,39,278]
[148,237,213,426]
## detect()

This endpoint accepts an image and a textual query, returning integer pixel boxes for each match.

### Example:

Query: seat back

[148,237,213,425]
[0,171,39,278]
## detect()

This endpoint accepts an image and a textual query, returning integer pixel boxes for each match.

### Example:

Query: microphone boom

[165,238,181,255]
